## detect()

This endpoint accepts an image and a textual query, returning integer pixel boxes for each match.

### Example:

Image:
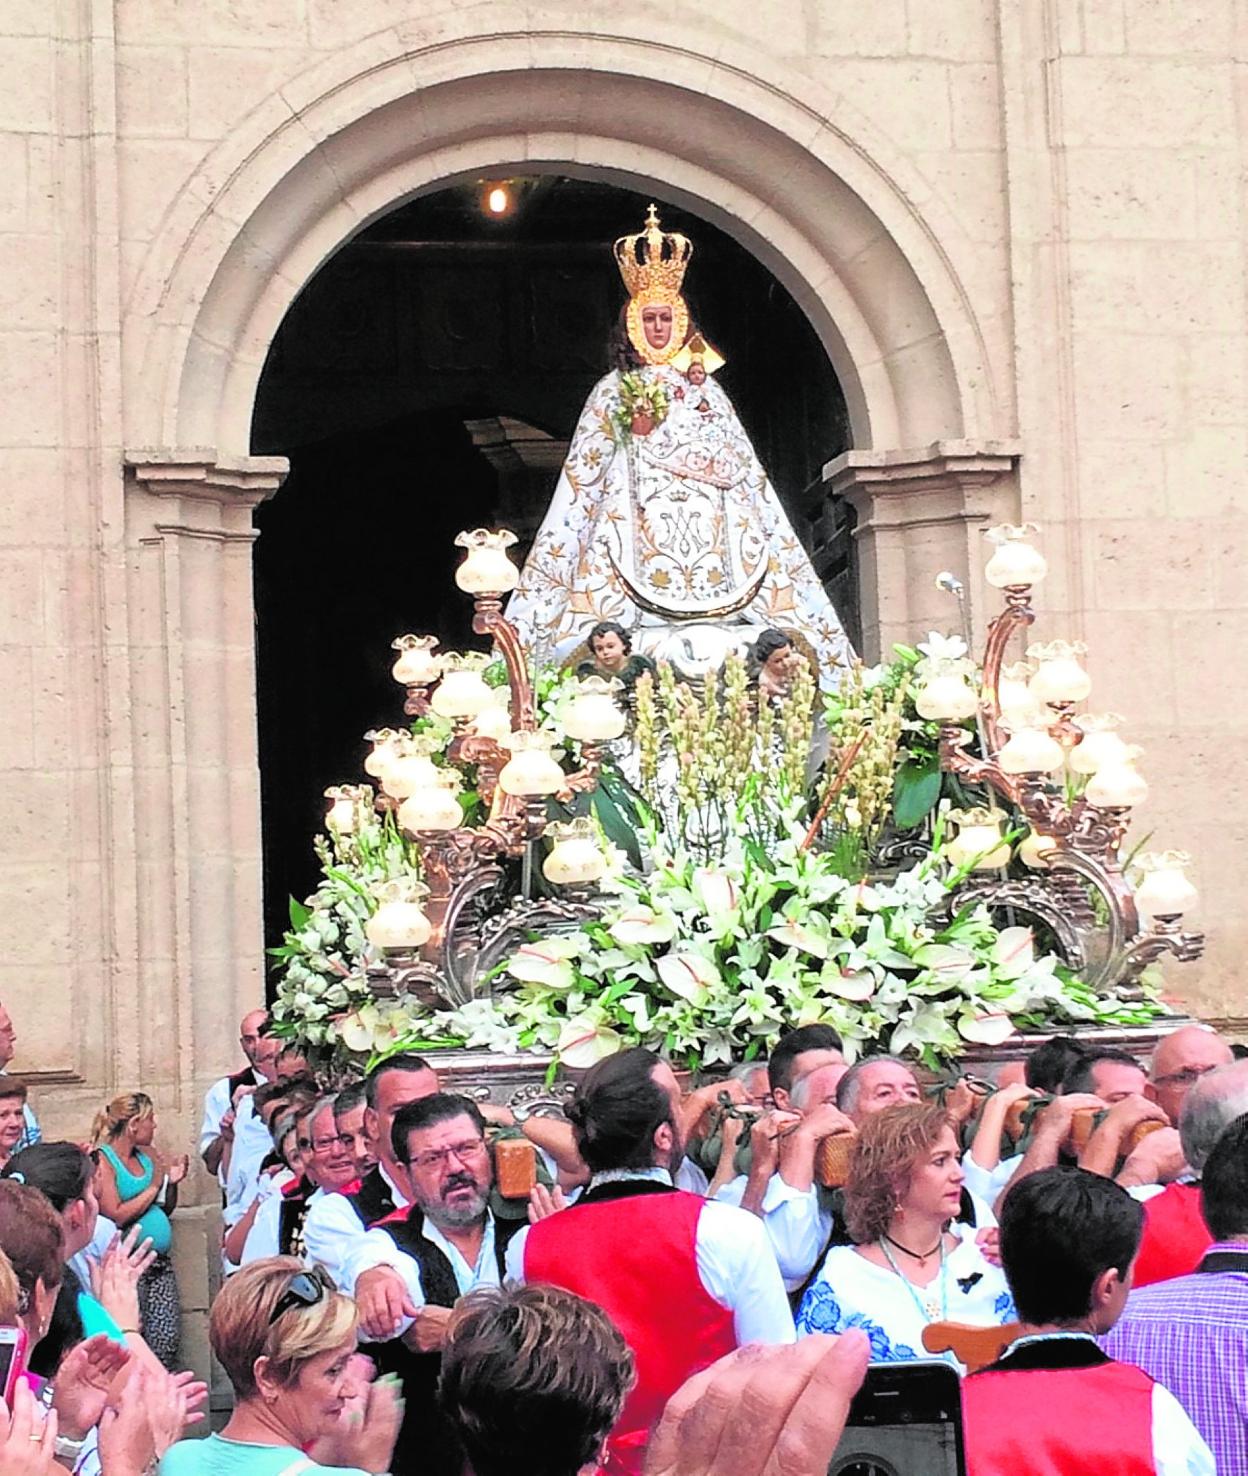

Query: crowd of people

[0,996,1245,1475]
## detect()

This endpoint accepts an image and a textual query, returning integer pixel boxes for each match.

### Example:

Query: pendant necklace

[879,1233,948,1323]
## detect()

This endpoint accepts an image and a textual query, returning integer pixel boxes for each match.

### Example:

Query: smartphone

[829,1360,965,1476]
[0,1325,29,1404]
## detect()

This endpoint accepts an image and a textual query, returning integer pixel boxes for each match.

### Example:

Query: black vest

[370,1208,524,1476]
[226,1066,257,1101]
[344,1165,396,1228]
[277,1178,315,1259]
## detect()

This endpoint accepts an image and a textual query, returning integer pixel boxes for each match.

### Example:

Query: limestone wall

[0,0,1244,1372]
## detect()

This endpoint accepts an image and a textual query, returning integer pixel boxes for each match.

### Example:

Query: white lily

[917,631,970,663]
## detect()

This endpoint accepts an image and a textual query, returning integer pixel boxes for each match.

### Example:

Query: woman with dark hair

[796,1103,1013,1365]
[3,1142,148,1373]
[577,620,657,692]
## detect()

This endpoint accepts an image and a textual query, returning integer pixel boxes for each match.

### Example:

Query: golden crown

[613,204,693,299]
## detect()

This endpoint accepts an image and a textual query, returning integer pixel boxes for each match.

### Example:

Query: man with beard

[348,1093,520,1476]
[303,1053,440,1290]
[506,1048,793,1476]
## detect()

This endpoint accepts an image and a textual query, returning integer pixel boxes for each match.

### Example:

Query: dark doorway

[251,175,856,951]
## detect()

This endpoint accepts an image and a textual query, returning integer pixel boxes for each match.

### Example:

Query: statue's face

[763,643,797,680]
[591,631,627,669]
[641,304,673,351]
[687,360,706,385]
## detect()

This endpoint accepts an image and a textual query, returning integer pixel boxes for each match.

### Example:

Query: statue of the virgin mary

[506,206,854,685]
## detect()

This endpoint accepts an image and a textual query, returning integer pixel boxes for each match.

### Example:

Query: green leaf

[288,896,311,931]
[892,753,943,831]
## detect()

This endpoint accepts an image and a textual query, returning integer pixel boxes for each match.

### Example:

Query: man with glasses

[303,1054,440,1291]
[242,1095,358,1263]
[1147,1024,1234,1125]
[1127,1060,1248,1286]
[346,1093,520,1476]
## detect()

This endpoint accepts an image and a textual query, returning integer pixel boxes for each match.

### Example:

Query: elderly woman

[796,1103,1013,1364]
[159,1258,400,1476]
[93,1092,188,1368]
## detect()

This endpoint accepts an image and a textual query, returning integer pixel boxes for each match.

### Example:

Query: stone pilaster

[824,441,1021,661]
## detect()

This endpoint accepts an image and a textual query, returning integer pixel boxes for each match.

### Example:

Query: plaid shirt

[1103,1241,1248,1475]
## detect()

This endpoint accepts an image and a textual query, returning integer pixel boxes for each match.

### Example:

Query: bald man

[200,1007,270,1180]
[1147,1025,1234,1126]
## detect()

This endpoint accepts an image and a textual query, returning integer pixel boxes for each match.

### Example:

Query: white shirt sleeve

[1151,1383,1215,1476]
[715,1175,832,1291]
[304,1192,370,1294]
[695,1199,796,1346]
[967,1189,997,1230]
[962,1150,1020,1208]
[344,1228,426,1338]
[505,1223,530,1284]
[1128,1183,1167,1203]
[239,1194,281,1267]
[198,1077,231,1161]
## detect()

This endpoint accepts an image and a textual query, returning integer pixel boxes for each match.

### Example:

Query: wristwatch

[53,1432,87,1464]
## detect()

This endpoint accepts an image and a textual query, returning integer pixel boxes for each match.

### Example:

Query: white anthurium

[912,943,979,983]
[339,1007,379,1054]
[990,926,1039,981]
[821,965,877,1002]
[958,1011,1018,1046]
[619,994,652,1032]
[844,881,885,914]
[766,920,830,959]
[692,866,742,917]
[506,938,585,990]
[557,1015,625,1069]
[656,951,721,1004]
[609,906,679,947]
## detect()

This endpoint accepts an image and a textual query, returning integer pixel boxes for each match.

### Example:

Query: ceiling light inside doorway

[485,184,511,216]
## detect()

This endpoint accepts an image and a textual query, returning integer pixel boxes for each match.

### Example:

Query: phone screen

[0,1333,21,1399]
[829,1360,965,1476]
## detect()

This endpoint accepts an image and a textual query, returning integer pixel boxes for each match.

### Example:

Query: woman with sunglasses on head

[159,1257,401,1476]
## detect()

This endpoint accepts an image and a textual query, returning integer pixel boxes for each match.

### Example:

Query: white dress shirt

[241,1184,323,1266]
[304,1164,410,1294]
[345,1209,501,1339]
[507,1166,795,1347]
[67,1213,119,1290]
[199,1068,257,1184]
[961,1149,1022,1207]
[223,1093,273,1218]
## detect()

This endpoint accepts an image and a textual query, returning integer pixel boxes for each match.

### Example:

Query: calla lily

[767,921,829,959]
[991,927,1037,980]
[959,1011,1018,1045]
[609,906,679,946]
[692,867,740,916]
[557,1015,624,1069]
[656,951,720,1002]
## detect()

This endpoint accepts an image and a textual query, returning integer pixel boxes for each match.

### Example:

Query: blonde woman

[93,1093,188,1368]
[159,1258,401,1476]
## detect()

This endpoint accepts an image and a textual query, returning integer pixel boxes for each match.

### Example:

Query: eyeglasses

[308,1133,356,1153]
[408,1137,488,1172]
[269,1268,330,1325]
[1152,1064,1220,1090]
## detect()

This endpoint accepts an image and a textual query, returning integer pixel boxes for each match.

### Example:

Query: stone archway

[120,20,1021,1116]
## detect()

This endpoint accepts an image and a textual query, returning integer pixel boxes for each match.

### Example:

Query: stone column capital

[824,439,1021,519]
[125,448,288,510]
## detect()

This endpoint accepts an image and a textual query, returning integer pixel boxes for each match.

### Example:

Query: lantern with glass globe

[945,808,1012,870]
[430,651,495,723]
[542,816,607,890]
[984,523,1048,590]
[365,879,433,952]
[398,770,465,834]
[379,734,442,801]
[324,784,372,835]
[915,660,979,722]
[498,731,566,798]
[454,528,520,596]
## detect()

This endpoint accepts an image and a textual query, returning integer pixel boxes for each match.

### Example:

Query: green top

[98,1143,172,1255]
[159,1434,369,1476]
